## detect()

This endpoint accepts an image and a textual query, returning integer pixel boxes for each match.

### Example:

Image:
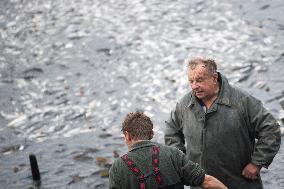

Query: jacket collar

[215,73,231,106]
[187,72,231,108]
[129,140,157,152]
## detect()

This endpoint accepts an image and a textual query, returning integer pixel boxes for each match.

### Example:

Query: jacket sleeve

[246,95,281,168]
[164,102,186,153]
[174,148,205,186]
[109,162,120,189]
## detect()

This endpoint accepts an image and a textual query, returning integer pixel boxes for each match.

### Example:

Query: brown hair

[122,111,153,140]
[187,57,217,76]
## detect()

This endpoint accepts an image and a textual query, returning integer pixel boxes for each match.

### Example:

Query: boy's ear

[150,130,154,139]
[125,131,131,141]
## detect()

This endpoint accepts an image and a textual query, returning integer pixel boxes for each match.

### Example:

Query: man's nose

[190,83,198,90]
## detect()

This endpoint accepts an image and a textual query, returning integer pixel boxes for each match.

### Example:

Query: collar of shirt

[129,140,157,152]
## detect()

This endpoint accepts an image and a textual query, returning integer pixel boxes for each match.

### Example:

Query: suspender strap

[152,146,163,186]
[121,154,146,189]
[121,146,163,189]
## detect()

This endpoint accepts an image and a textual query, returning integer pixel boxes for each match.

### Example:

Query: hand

[242,163,261,180]
[202,175,228,189]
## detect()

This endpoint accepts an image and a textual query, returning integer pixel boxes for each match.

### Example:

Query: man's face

[188,64,218,101]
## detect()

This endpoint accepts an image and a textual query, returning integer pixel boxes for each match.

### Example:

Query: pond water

[0,0,283,188]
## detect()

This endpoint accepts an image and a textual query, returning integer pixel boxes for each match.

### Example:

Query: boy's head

[122,111,154,140]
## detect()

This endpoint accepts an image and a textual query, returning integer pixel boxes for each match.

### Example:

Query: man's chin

[195,93,204,99]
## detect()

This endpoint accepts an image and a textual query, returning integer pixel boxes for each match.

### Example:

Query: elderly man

[164,57,281,189]
[109,111,228,189]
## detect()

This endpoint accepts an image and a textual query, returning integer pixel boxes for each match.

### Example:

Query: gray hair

[186,57,217,76]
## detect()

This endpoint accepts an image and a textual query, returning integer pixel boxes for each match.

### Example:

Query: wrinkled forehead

[188,64,210,77]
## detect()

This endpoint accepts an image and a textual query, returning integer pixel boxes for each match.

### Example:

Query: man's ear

[212,72,218,83]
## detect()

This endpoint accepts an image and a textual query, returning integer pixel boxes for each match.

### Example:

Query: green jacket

[165,73,281,189]
[109,141,205,189]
